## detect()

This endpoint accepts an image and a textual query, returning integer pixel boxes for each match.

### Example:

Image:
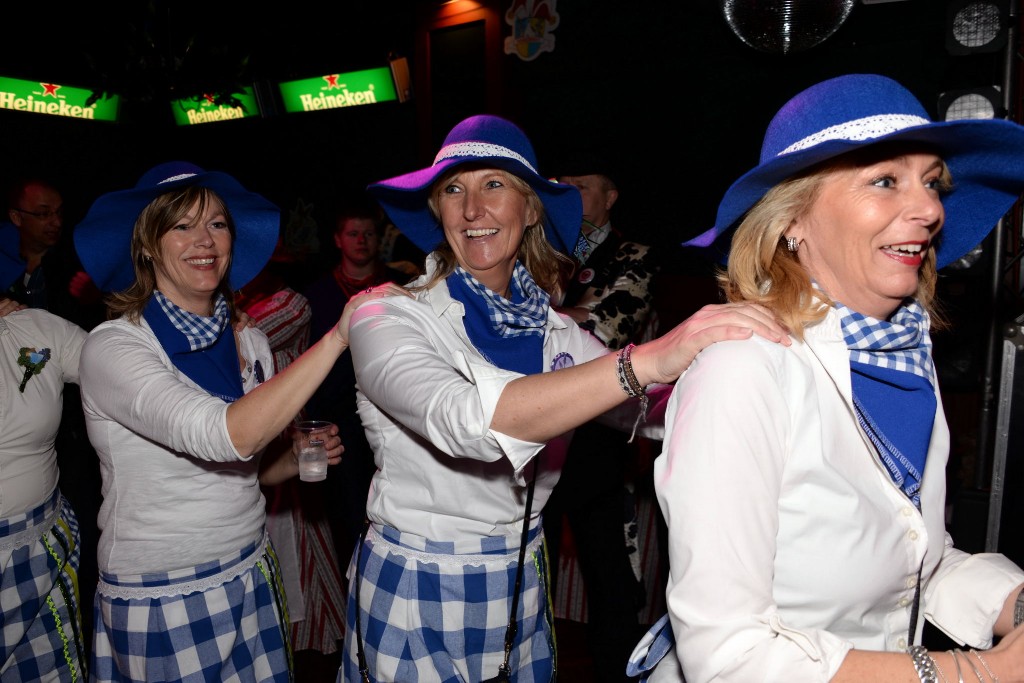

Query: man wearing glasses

[3,178,65,310]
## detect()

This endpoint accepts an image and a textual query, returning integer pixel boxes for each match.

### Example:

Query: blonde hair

[721,151,948,340]
[106,186,238,323]
[419,166,572,296]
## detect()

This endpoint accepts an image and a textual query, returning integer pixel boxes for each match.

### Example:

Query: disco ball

[721,0,857,54]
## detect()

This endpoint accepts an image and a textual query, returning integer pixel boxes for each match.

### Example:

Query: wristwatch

[1015,589,1024,628]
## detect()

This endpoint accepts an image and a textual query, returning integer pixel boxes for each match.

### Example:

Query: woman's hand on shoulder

[634,302,790,386]
[334,282,413,346]
[0,298,26,317]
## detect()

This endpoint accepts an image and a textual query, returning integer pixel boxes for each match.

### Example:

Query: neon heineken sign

[278,67,397,114]
[0,77,119,122]
[171,87,260,126]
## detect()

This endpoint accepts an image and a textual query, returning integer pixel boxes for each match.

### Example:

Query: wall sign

[504,0,560,61]
[171,87,260,126]
[278,67,397,114]
[0,76,119,121]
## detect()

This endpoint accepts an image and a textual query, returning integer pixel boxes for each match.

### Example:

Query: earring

[143,254,153,262]
[785,236,799,253]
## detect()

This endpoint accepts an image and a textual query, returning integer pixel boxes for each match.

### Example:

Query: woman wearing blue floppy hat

[628,74,1024,682]
[72,161,404,682]
[340,114,791,682]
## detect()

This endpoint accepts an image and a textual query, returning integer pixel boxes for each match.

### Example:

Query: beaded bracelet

[616,343,649,442]
[969,650,998,683]
[909,645,940,683]
[616,343,645,397]
[1014,589,1024,629]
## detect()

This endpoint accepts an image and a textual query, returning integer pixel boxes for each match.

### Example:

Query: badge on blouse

[17,347,51,393]
[551,352,574,371]
[577,268,595,284]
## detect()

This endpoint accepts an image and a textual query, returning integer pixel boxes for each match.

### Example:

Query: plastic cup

[293,420,333,482]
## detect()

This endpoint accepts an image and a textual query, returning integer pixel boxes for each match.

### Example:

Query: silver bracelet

[956,648,985,683]
[909,645,941,683]
[615,343,645,398]
[949,649,965,683]
[969,650,998,683]
[1014,589,1024,629]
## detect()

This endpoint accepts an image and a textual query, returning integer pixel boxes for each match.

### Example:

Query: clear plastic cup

[293,420,333,482]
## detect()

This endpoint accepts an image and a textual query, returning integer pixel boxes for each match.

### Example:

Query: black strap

[354,522,371,683]
[352,458,541,682]
[496,457,540,678]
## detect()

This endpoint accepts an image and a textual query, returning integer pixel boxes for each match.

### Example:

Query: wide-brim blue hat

[686,74,1024,269]
[74,161,280,292]
[367,114,583,256]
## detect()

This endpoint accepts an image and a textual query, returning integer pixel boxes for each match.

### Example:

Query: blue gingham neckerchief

[452,262,550,338]
[838,300,935,385]
[837,300,935,507]
[154,290,230,351]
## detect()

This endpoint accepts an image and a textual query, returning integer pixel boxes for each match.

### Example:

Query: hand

[234,310,257,332]
[290,423,345,466]
[633,302,791,386]
[333,282,413,346]
[0,298,26,316]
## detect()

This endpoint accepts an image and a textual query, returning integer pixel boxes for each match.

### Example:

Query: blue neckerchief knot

[446,261,548,375]
[144,291,243,403]
[837,300,936,508]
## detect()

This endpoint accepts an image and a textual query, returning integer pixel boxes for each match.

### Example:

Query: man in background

[303,197,411,574]
[545,155,661,682]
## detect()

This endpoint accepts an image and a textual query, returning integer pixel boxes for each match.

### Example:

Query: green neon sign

[0,76,119,122]
[278,67,397,114]
[171,87,260,126]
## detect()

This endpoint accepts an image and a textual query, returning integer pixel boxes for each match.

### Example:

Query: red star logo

[203,93,216,104]
[323,74,340,89]
[40,83,60,97]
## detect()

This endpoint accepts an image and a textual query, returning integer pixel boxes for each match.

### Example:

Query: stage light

[946,0,1007,55]
[938,86,1004,121]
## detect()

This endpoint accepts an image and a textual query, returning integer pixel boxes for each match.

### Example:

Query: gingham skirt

[91,532,293,683]
[340,523,555,683]
[0,488,86,682]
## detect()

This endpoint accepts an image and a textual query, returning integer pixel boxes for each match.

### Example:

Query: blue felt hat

[367,115,583,256]
[74,161,280,292]
[686,74,1024,269]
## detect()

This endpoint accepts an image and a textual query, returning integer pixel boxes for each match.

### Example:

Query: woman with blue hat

[628,74,1024,682]
[72,161,404,682]
[340,114,790,682]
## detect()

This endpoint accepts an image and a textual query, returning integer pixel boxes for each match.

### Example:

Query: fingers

[0,298,26,316]
[689,303,791,346]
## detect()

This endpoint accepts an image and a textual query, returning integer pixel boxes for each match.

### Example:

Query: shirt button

[898,637,907,649]
[907,576,918,588]
[899,597,911,607]
[909,530,919,541]
[902,507,914,517]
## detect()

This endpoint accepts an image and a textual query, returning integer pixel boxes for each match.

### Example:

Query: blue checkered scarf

[143,291,243,403]
[838,301,936,507]
[446,261,549,375]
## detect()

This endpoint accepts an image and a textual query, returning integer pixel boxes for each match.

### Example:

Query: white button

[898,637,907,649]
[907,576,918,588]
[899,597,910,607]
[902,507,914,517]
[909,530,919,541]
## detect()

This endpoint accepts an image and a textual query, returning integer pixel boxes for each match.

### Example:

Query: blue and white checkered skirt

[91,532,293,683]
[0,488,86,682]
[340,524,555,683]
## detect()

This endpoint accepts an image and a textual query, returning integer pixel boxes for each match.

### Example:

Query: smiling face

[435,167,538,297]
[785,151,946,320]
[149,194,233,315]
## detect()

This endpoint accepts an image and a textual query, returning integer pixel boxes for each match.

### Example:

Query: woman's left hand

[234,310,256,332]
[321,423,344,467]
